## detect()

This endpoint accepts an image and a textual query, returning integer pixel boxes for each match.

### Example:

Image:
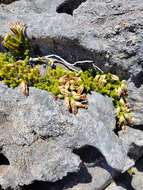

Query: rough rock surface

[0,0,143,126]
[0,0,17,4]
[64,153,114,190]
[131,158,143,190]
[105,182,126,190]
[0,0,143,81]
[119,126,143,161]
[0,0,143,189]
[128,82,143,126]
[0,84,131,189]
[105,157,143,190]
[22,160,113,190]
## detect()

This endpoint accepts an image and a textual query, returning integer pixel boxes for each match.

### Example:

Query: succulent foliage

[58,75,88,114]
[2,22,30,59]
[0,22,132,130]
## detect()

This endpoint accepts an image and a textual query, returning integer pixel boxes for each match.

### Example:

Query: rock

[0,84,131,189]
[119,126,143,162]
[105,182,126,190]
[65,167,112,190]
[64,150,114,190]
[16,148,118,190]
[128,82,143,126]
[131,158,143,190]
[0,0,16,4]
[109,172,134,190]
[56,0,87,15]
[0,1,142,189]
[0,0,64,14]
[0,0,143,128]
[22,162,112,190]
[0,0,143,82]
[105,157,143,190]
[132,173,143,190]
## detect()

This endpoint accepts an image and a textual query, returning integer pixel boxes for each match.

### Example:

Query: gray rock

[0,1,142,189]
[0,84,130,189]
[0,1,143,129]
[106,157,143,190]
[0,0,17,4]
[119,82,143,157]
[63,151,114,190]
[66,165,112,190]
[56,0,87,15]
[128,82,143,126]
[105,182,126,190]
[0,0,143,82]
[21,161,112,190]
[119,126,143,161]
[0,0,64,14]
[132,173,143,190]
[0,0,143,128]
[131,158,143,190]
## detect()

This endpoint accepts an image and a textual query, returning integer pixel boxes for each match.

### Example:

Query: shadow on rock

[127,143,143,161]
[22,145,120,190]
[21,164,92,190]
[115,172,136,190]
[135,156,143,172]
[56,0,87,15]
[132,71,143,88]
[73,145,120,177]
[131,125,143,131]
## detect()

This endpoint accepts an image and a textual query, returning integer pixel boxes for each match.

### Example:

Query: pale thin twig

[29,54,104,73]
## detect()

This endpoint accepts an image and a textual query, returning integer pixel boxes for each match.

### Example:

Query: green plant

[93,73,132,129]
[0,54,40,88]
[2,22,30,59]
[34,66,69,96]
[0,22,132,130]
[58,75,87,114]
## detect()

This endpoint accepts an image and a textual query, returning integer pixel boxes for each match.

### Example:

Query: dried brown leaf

[70,99,78,114]
[64,96,71,111]
[20,81,29,96]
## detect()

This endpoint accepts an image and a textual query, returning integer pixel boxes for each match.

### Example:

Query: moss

[0,22,132,130]
[34,66,71,96]
[0,52,15,66]
[0,54,40,88]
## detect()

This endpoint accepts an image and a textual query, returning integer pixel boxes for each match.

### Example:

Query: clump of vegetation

[2,22,30,59]
[93,74,132,128]
[58,75,88,114]
[0,22,132,130]
[0,53,40,88]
